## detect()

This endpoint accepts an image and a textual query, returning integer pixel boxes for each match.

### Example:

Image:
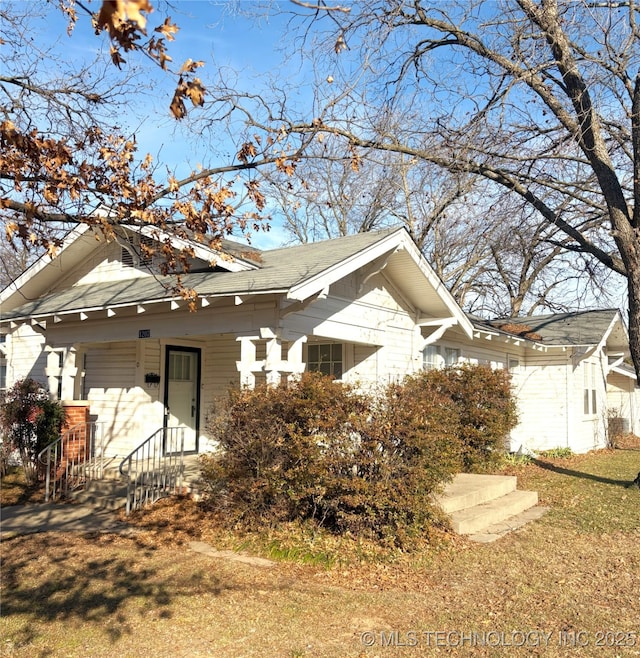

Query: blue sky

[41,0,309,248]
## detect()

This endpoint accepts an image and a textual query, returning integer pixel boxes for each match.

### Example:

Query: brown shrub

[200,365,518,547]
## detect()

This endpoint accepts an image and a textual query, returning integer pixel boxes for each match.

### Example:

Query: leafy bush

[414,365,518,471]
[202,372,366,526]
[322,378,461,546]
[0,379,66,484]
[536,447,573,459]
[202,372,457,547]
[201,365,518,547]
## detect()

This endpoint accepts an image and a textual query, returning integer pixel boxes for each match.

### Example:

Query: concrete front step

[437,473,517,514]
[449,489,539,535]
[435,473,541,539]
[68,455,204,511]
[70,478,128,510]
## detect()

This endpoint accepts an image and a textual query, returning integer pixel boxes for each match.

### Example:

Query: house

[0,224,637,459]
[0,225,472,459]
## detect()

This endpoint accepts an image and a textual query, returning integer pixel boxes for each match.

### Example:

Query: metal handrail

[119,426,185,515]
[37,421,105,502]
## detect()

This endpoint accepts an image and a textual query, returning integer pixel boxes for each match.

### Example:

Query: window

[307,343,343,378]
[54,349,64,399]
[423,345,459,370]
[583,362,597,415]
[423,345,439,370]
[445,347,460,366]
[508,358,519,371]
[169,352,193,381]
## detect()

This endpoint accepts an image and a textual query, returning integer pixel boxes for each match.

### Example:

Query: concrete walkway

[0,501,133,537]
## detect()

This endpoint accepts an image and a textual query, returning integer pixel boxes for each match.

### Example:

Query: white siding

[607,372,640,436]
[511,352,573,453]
[84,341,151,458]
[4,325,48,390]
[286,272,420,385]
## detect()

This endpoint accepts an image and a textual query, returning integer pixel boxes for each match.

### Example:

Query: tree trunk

[627,259,640,387]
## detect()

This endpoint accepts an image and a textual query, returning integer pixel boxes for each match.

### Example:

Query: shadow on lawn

[531,458,633,487]
[0,532,237,643]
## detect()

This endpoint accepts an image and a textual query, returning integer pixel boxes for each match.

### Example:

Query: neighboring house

[0,224,637,457]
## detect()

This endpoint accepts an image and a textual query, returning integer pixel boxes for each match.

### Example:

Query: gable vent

[121,236,154,267]
[121,246,134,267]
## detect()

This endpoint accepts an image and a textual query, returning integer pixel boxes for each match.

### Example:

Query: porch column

[286,335,307,383]
[264,336,282,386]
[236,336,261,389]
[44,345,78,400]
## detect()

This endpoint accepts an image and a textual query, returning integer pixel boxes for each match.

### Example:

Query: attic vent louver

[122,236,153,267]
[121,247,134,267]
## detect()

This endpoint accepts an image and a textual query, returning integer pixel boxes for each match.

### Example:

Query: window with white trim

[423,345,460,370]
[307,343,343,379]
[445,347,460,366]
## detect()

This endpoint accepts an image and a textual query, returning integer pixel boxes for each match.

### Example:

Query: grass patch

[517,448,640,533]
[0,466,45,506]
[1,448,639,657]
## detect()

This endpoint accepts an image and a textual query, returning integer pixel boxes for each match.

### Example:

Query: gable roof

[0,226,473,337]
[488,309,626,347]
[0,224,261,313]
[469,309,630,359]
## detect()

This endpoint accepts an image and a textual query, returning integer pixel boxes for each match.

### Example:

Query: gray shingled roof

[480,309,621,346]
[1,227,403,320]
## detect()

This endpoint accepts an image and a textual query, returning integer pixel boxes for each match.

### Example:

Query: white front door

[165,347,200,454]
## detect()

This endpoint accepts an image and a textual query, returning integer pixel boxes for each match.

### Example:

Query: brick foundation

[60,402,91,470]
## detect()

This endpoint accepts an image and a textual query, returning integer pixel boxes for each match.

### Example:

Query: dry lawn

[1,446,639,658]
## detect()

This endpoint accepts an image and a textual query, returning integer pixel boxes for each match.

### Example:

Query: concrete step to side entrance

[437,473,517,514]
[70,478,128,511]
[449,489,539,535]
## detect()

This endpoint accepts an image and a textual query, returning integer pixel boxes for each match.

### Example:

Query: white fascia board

[597,310,629,353]
[286,229,406,303]
[2,296,174,324]
[400,235,473,338]
[0,289,283,325]
[286,228,473,339]
[611,364,639,380]
[0,224,91,305]
[473,326,549,351]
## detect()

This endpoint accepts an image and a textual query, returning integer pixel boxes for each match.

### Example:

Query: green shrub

[536,447,573,459]
[414,365,518,472]
[500,452,533,469]
[0,379,66,485]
